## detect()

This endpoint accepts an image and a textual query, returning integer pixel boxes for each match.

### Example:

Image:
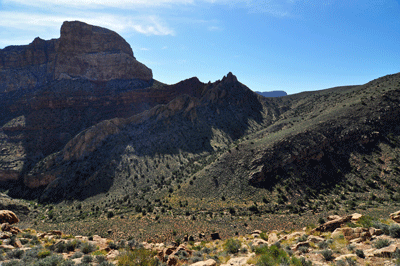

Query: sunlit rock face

[0,21,152,92]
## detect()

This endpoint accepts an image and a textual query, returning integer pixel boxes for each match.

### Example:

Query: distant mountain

[2,21,400,223]
[255,90,287,97]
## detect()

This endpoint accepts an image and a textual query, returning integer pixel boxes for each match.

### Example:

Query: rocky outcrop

[0,21,152,92]
[0,210,19,224]
[390,210,400,223]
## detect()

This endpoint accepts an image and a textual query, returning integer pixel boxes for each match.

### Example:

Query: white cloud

[0,11,175,37]
[3,0,195,8]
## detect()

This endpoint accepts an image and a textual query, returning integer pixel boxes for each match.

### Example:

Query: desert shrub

[96,254,107,263]
[71,251,83,259]
[357,215,374,228]
[37,249,51,259]
[99,262,115,266]
[297,234,308,243]
[7,249,24,259]
[30,236,41,246]
[81,241,96,254]
[256,245,289,266]
[82,255,93,263]
[297,246,309,254]
[321,249,334,261]
[108,241,118,250]
[32,254,65,266]
[355,249,365,258]
[107,211,114,218]
[117,249,158,266]
[347,244,355,251]
[3,260,20,266]
[318,241,328,249]
[20,238,29,245]
[223,238,241,254]
[190,256,203,263]
[260,232,268,241]
[201,247,211,254]
[290,257,312,266]
[372,221,389,234]
[374,238,391,249]
[176,250,188,259]
[335,260,346,266]
[118,240,127,249]
[66,240,79,251]
[53,241,67,253]
[389,224,400,238]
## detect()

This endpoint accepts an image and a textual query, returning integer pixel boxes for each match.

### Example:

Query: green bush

[223,238,241,254]
[355,249,365,258]
[254,245,289,266]
[389,224,400,238]
[81,241,96,254]
[117,249,158,266]
[321,249,334,261]
[374,239,391,249]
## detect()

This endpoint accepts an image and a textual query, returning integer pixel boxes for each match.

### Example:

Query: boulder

[190,259,217,266]
[351,213,363,222]
[293,241,310,251]
[252,239,268,247]
[167,255,178,266]
[267,232,279,245]
[390,210,400,223]
[334,254,357,262]
[0,210,19,224]
[373,244,399,257]
[312,216,352,233]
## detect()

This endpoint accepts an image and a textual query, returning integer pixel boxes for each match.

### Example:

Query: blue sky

[0,0,399,94]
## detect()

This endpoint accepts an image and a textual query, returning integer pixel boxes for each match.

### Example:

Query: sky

[0,0,400,95]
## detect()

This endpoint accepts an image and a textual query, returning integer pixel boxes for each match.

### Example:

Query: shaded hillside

[179,73,400,213]
[16,73,281,202]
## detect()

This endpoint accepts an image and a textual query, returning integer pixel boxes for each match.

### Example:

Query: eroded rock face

[0,210,19,224]
[0,21,152,92]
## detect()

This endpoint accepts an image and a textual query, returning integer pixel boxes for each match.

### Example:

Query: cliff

[0,21,152,92]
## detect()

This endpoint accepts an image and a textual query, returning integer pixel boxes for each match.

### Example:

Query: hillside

[1,22,400,250]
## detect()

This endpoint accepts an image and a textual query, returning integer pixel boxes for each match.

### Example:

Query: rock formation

[0,210,19,224]
[0,21,152,92]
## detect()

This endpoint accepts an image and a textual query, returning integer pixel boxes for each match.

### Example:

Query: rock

[334,254,357,262]
[252,239,268,247]
[0,232,12,239]
[0,244,15,250]
[373,244,399,257]
[308,236,325,243]
[0,21,152,93]
[312,216,352,233]
[0,210,19,224]
[351,213,363,222]
[49,230,62,236]
[211,233,221,240]
[106,249,120,260]
[327,215,342,221]
[293,241,310,251]
[390,210,400,223]
[267,232,278,245]
[167,255,178,266]
[1,223,21,234]
[252,230,262,235]
[369,228,384,236]
[190,259,217,266]
[221,257,249,266]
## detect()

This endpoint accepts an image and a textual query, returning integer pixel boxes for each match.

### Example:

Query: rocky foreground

[1,210,400,265]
